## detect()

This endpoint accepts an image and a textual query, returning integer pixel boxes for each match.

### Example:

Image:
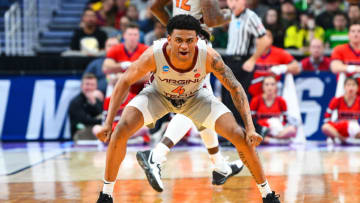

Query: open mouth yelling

[180,51,188,56]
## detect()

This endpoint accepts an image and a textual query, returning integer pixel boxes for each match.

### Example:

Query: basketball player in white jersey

[145,0,243,188]
[96,15,280,203]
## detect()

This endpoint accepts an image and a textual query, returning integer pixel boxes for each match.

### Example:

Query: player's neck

[166,46,193,70]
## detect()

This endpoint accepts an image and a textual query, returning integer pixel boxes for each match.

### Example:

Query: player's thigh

[127,86,169,128]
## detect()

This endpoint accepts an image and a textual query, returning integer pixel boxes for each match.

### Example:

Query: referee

[222,0,271,130]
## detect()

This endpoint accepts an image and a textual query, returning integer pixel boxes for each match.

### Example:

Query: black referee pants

[221,55,262,134]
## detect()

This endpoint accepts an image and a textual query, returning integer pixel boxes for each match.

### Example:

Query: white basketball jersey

[152,38,208,99]
[172,0,202,21]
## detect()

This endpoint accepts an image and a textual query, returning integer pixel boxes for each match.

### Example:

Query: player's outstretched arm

[103,48,156,139]
[201,0,232,27]
[206,48,261,146]
[151,0,171,26]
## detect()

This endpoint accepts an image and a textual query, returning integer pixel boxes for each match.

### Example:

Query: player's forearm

[230,87,256,132]
[150,2,170,26]
[203,8,231,27]
[105,77,131,125]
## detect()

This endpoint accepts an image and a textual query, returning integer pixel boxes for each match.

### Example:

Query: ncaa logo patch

[162,65,170,73]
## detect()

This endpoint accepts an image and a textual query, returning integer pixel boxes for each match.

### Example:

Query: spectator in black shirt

[315,0,340,30]
[69,73,104,140]
[70,8,108,55]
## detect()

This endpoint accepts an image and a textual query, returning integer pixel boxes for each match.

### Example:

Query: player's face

[263,77,277,95]
[349,24,360,44]
[81,78,97,94]
[168,29,198,61]
[227,0,245,16]
[344,79,358,96]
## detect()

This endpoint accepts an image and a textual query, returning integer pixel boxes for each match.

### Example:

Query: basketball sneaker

[96,192,113,203]
[262,191,281,203]
[212,160,244,185]
[136,150,164,192]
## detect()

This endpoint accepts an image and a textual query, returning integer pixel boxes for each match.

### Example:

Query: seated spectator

[348,4,360,25]
[249,30,300,98]
[246,0,269,19]
[315,0,341,30]
[263,8,285,48]
[94,0,115,27]
[284,12,325,52]
[70,9,108,55]
[301,39,331,72]
[114,0,128,29]
[250,75,297,144]
[211,25,229,49]
[126,4,140,23]
[139,4,157,34]
[69,73,104,140]
[322,77,360,143]
[325,12,349,49]
[83,37,119,94]
[103,22,148,91]
[330,20,360,95]
[112,16,145,43]
[144,21,166,46]
[280,1,297,30]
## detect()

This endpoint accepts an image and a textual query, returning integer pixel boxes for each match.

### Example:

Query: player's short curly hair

[167,14,201,36]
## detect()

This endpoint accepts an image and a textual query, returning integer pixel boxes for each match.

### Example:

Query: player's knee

[113,120,133,141]
[229,126,247,148]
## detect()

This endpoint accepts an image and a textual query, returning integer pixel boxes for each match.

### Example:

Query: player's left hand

[245,130,263,147]
[243,58,256,72]
[95,123,113,143]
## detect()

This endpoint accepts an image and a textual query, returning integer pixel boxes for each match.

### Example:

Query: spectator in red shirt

[97,22,150,144]
[301,39,331,72]
[331,21,360,94]
[250,75,297,143]
[322,77,360,142]
[249,30,300,98]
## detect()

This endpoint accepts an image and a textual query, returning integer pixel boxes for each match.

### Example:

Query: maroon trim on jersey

[162,42,199,73]
[344,97,357,108]
[348,44,360,58]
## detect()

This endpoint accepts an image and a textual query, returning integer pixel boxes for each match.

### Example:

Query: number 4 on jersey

[172,86,185,95]
[176,0,191,11]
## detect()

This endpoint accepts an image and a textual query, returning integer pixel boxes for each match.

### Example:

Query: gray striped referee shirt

[226,9,266,56]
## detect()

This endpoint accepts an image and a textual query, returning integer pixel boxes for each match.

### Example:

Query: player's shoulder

[271,46,288,55]
[109,43,124,52]
[138,43,149,50]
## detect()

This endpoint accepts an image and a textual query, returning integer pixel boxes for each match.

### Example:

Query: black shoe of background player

[96,192,113,203]
[262,191,281,203]
[212,160,244,185]
[260,127,270,139]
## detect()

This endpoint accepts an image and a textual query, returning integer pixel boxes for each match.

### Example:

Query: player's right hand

[96,123,112,143]
[245,130,263,147]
